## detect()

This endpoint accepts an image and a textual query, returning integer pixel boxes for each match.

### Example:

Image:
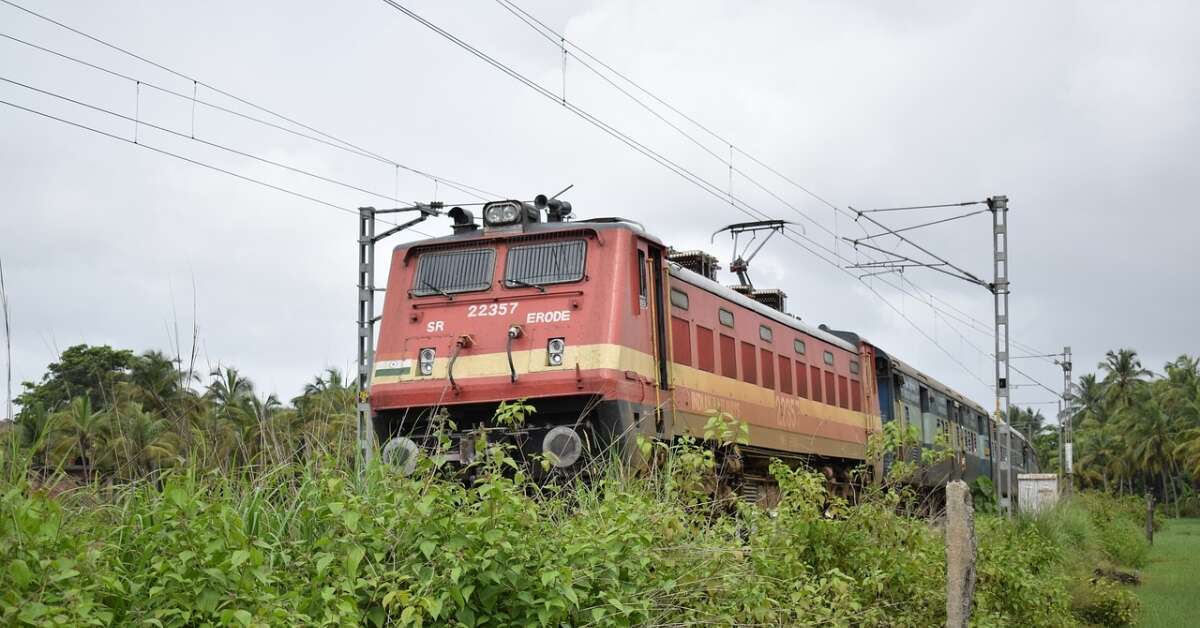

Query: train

[368,196,1037,504]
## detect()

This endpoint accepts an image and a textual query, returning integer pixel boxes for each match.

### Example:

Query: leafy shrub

[1070,578,1141,627]
[1074,492,1152,568]
[973,516,1072,627]
[2,438,1126,627]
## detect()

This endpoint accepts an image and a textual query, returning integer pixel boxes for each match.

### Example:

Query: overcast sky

[2,0,1198,417]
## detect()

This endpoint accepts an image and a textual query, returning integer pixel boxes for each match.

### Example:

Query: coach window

[670,288,689,309]
[823,351,835,366]
[759,325,773,343]
[794,339,806,355]
[718,308,735,328]
[849,359,860,376]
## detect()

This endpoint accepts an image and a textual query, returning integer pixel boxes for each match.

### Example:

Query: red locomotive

[369,197,1035,499]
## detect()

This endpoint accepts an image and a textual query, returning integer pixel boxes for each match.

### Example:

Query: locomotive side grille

[411,247,495,296]
[505,239,587,286]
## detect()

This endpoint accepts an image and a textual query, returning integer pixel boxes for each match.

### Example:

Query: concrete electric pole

[1056,346,1073,497]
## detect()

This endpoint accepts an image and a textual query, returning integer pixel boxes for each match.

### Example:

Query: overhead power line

[488,0,1059,366]
[1,75,429,209]
[387,0,1065,400]
[857,201,987,213]
[0,98,362,215]
[0,0,499,202]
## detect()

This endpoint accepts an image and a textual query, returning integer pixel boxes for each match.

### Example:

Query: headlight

[483,201,521,226]
[382,437,420,475]
[547,337,565,366]
[542,426,582,468]
[418,348,435,376]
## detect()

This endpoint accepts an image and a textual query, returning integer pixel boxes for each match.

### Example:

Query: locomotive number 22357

[467,303,519,317]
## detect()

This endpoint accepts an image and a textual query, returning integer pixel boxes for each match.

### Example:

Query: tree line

[5,344,1200,515]
[1006,349,1200,514]
[4,344,356,482]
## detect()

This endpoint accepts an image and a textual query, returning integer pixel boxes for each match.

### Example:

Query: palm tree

[1100,349,1150,411]
[1130,406,1177,505]
[1077,417,1119,492]
[1074,373,1108,426]
[15,403,56,469]
[1176,427,1200,480]
[49,396,107,481]
[235,393,282,466]
[130,351,183,415]
[206,366,254,408]
[102,402,179,479]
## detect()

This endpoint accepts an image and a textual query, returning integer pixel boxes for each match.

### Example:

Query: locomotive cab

[369,201,673,473]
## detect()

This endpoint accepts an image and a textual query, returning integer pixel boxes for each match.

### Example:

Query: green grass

[1136,518,1200,627]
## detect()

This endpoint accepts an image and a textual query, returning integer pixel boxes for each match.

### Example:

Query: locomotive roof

[667,265,858,353]
[399,216,850,351]
[393,217,663,252]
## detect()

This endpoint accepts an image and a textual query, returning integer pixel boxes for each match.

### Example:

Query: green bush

[1070,578,1141,627]
[1,443,1124,627]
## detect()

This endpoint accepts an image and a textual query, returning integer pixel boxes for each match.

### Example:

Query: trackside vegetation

[0,344,1168,625]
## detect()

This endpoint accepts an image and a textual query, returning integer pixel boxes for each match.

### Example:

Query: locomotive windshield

[410,247,495,296]
[504,239,586,288]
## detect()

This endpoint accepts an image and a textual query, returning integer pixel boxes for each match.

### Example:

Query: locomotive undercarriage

[725,446,865,509]
[372,395,642,480]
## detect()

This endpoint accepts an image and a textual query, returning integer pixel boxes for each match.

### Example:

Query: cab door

[633,241,673,437]
[648,247,671,391]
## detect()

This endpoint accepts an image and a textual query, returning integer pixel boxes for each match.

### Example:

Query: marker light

[547,338,565,366]
[418,348,436,376]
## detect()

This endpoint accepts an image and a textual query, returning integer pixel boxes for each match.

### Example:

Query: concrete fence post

[946,480,976,628]
[1145,493,1154,545]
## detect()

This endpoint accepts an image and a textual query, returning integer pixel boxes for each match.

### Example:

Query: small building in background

[1018,473,1060,513]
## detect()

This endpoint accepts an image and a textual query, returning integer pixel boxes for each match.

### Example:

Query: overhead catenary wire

[1,98,353,213]
[0,0,500,202]
[0,97,446,237]
[856,200,987,213]
[489,0,1059,364]
[0,75,440,212]
[389,0,1066,400]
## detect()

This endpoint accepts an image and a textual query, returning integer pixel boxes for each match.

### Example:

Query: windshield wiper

[422,280,454,300]
[507,278,546,293]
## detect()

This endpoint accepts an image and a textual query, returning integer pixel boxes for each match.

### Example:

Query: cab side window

[637,249,648,309]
